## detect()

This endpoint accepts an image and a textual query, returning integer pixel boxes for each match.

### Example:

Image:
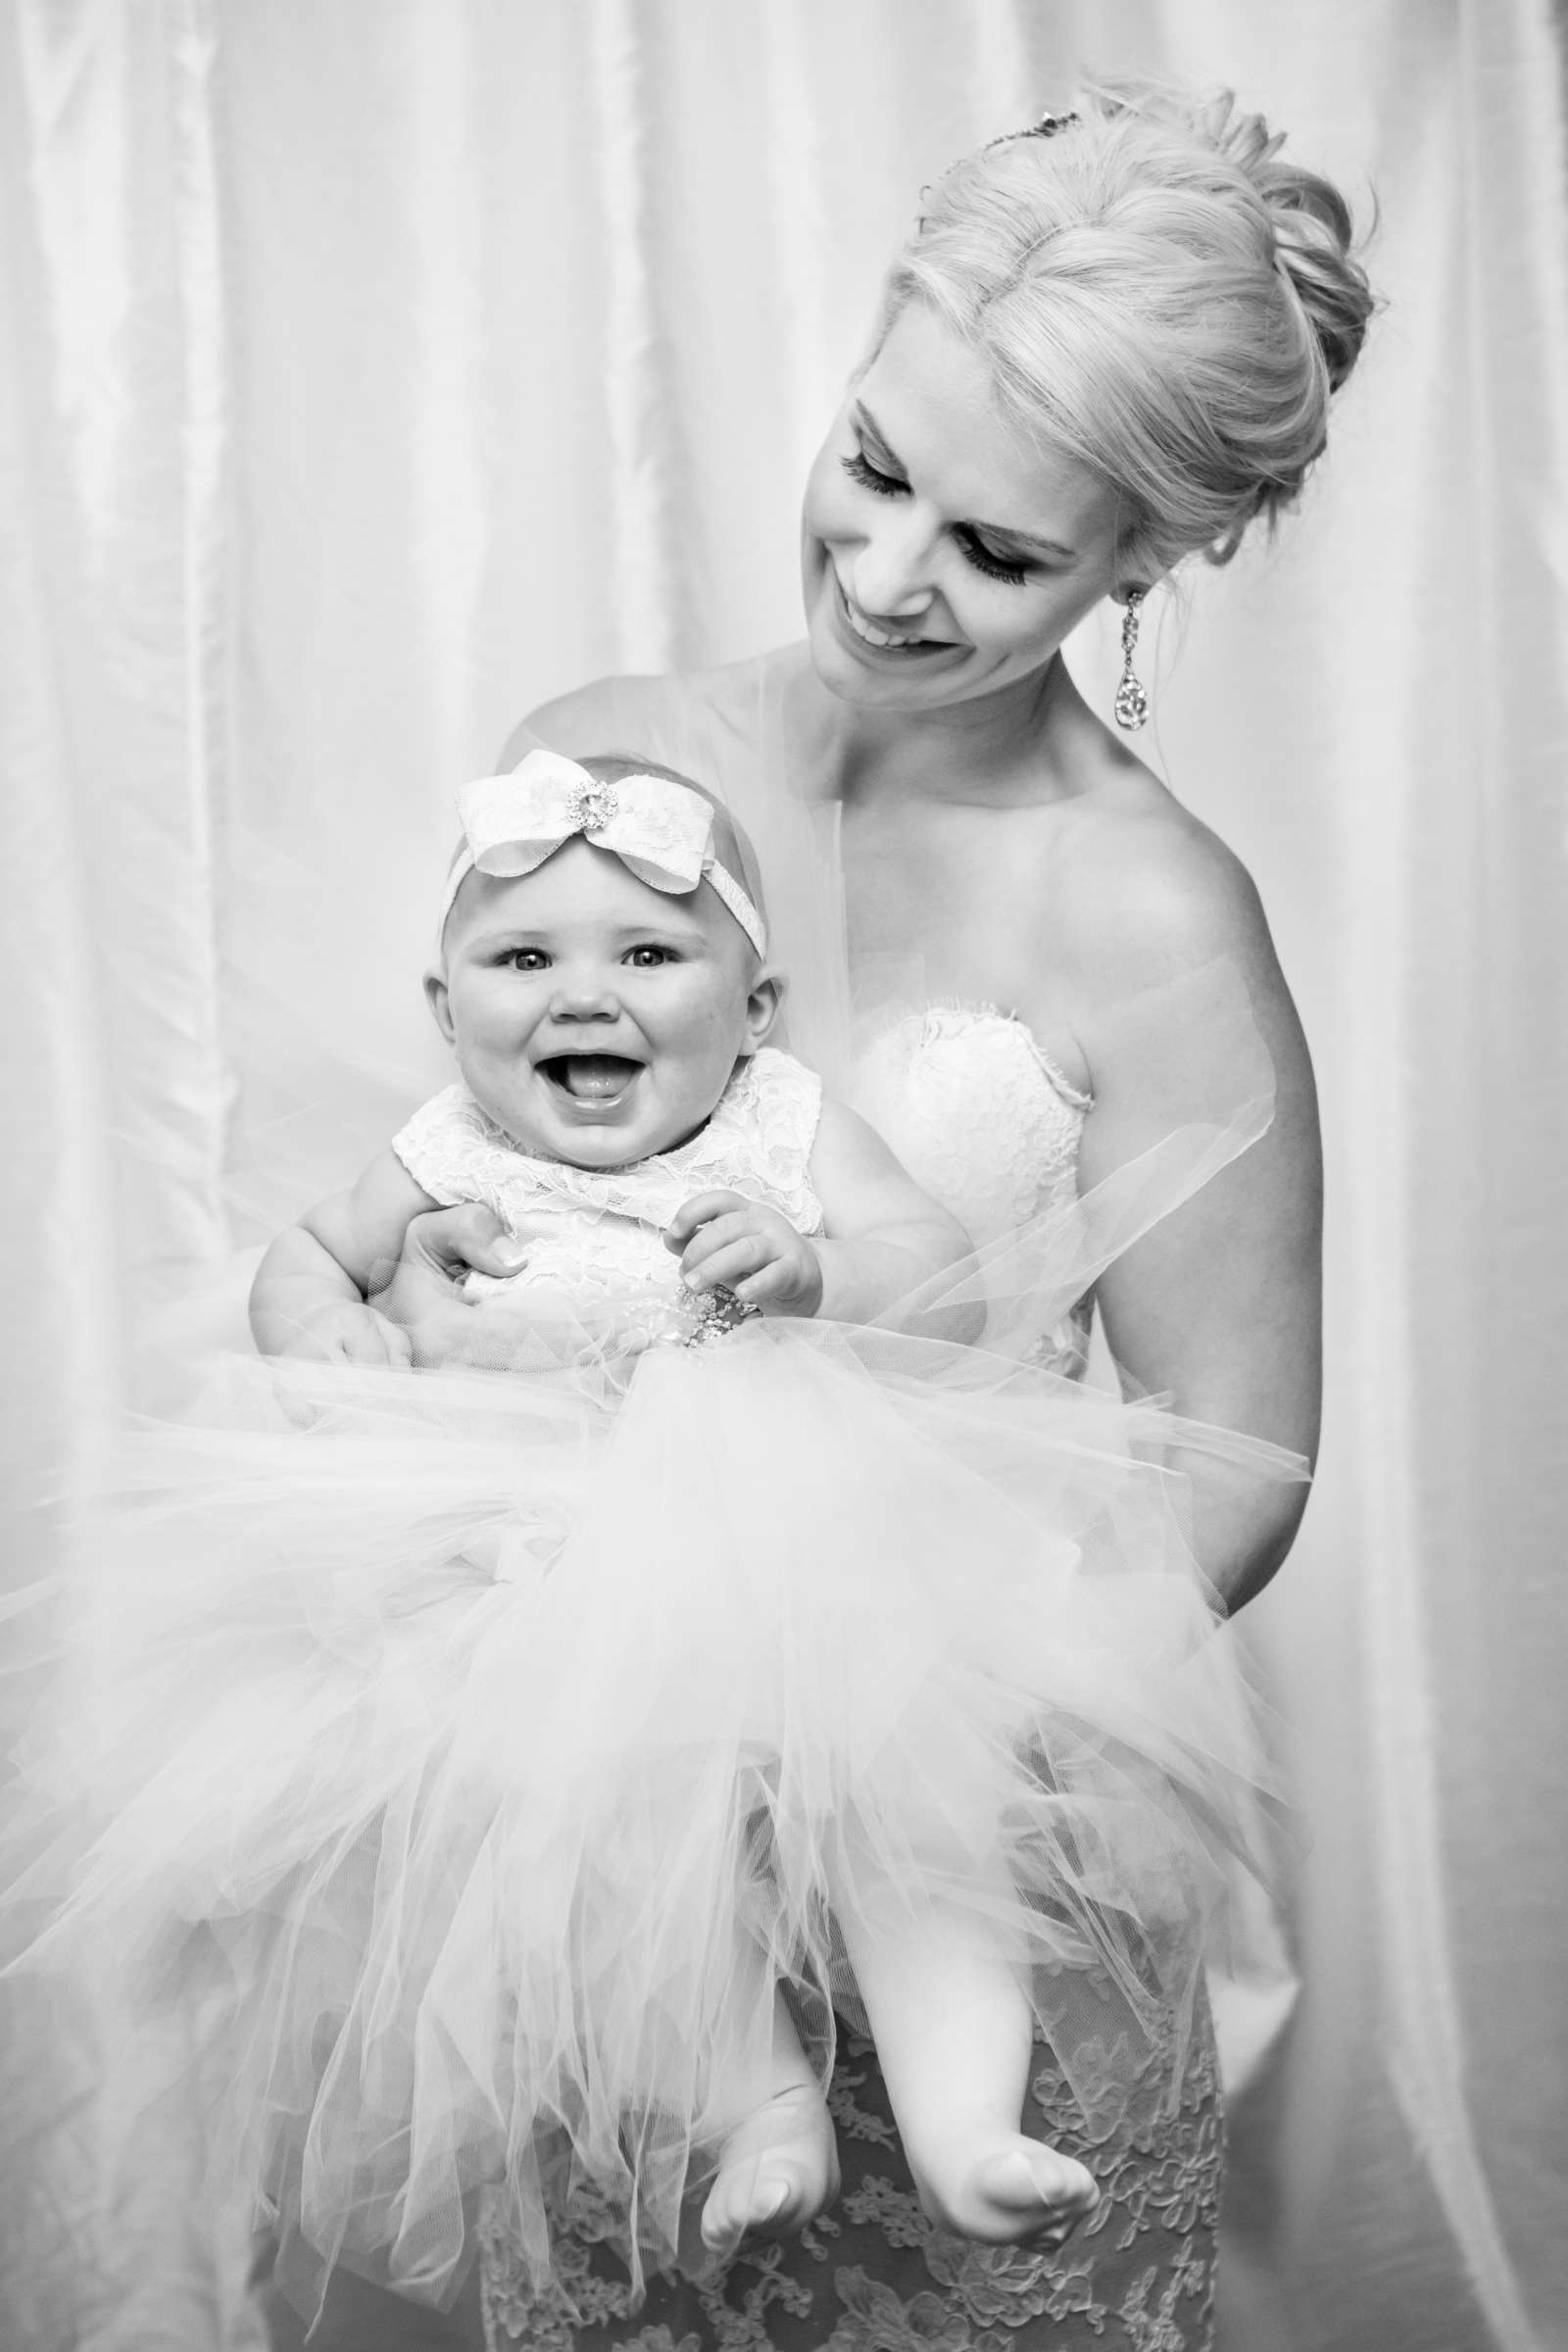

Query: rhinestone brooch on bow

[569,777,621,832]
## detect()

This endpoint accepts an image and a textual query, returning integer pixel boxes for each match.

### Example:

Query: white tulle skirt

[1,1286,1302,2314]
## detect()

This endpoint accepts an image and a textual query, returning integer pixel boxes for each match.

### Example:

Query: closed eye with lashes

[838,449,1032,586]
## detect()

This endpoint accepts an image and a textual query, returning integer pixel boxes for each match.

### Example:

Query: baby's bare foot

[916,2133,1099,2247]
[699,2082,840,2261]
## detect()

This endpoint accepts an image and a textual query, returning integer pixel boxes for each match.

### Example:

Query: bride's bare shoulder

[498,651,801,769]
[1051,741,1288,1014]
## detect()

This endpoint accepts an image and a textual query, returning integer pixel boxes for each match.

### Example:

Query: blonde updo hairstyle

[883,81,1376,582]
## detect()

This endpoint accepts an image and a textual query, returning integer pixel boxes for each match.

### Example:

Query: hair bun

[1107,84,1376,394]
[1264,171,1376,394]
[1194,87,1376,395]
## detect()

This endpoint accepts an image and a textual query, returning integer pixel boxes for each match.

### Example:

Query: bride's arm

[1062,820,1323,1616]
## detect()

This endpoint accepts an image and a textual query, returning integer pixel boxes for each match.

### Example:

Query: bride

[355,76,1373,2352]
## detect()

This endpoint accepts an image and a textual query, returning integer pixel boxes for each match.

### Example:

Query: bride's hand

[371,1203,533,1368]
[374,1207,663,1371]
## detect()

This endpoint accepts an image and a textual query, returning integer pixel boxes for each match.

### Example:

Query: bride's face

[801,302,1126,712]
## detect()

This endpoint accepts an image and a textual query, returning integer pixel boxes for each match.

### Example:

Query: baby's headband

[437,749,768,957]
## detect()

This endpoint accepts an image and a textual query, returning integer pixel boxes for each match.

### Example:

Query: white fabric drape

[2,5,1564,2348]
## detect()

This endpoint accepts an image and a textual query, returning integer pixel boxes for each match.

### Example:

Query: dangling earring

[1113,589,1149,732]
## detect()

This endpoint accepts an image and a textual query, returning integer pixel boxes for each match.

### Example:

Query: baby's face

[428,840,778,1168]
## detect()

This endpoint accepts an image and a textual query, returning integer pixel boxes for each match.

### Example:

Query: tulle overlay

[3,1257,1302,2316]
[2,678,1304,2317]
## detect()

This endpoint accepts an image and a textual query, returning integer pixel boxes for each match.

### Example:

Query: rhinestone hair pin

[986,108,1081,152]
[921,107,1081,229]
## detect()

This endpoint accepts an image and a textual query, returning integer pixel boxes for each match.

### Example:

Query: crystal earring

[1113,589,1149,732]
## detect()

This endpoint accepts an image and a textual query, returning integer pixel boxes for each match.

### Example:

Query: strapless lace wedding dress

[474,1006,1229,2352]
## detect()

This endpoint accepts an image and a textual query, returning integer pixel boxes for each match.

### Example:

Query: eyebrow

[854,400,1080,563]
[466,918,708,950]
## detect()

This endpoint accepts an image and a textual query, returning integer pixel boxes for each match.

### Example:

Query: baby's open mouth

[539,1054,643,1102]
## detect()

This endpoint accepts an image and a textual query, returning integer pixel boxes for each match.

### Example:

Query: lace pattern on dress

[477,2005,1222,2352]
[849,1006,1087,1247]
[392,1054,827,1317]
[390,1051,825,1308]
[851,1007,1093,1379]
[395,1049,823,1238]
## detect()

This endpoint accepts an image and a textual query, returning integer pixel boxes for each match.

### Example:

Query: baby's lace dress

[476,1009,1228,2352]
[393,1048,825,1325]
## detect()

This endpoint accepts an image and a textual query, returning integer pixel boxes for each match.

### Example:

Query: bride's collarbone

[845,914,1092,1098]
[841,792,1070,915]
[838,783,1185,1097]
[844,845,1074,1023]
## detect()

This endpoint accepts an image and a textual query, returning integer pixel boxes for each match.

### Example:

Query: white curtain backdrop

[2,5,1565,2348]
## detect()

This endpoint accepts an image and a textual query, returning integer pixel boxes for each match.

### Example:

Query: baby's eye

[504,948,550,972]
[626,944,676,968]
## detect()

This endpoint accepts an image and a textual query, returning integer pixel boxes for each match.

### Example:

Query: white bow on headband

[437,749,767,955]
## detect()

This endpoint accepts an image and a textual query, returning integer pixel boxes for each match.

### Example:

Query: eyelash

[838,448,1032,587]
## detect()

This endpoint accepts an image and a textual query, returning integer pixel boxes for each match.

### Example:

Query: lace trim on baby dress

[392,1047,826,1242]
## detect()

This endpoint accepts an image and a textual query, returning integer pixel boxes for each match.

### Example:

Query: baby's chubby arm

[250,1150,452,1365]
[667,1101,981,1339]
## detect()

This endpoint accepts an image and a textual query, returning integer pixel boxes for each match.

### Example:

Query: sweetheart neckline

[870,1001,1094,1116]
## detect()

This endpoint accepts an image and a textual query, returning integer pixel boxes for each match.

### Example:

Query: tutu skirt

[3,1301,1300,2312]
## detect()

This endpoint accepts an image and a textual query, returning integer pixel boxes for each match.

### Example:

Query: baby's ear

[742,967,786,1054]
[424,967,456,1047]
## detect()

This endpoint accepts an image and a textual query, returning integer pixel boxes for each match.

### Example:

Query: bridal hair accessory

[922,106,1081,224]
[437,751,768,956]
[1113,589,1149,732]
[985,109,1081,152]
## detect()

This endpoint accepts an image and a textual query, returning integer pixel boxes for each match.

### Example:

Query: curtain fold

[2,5,1563,2347]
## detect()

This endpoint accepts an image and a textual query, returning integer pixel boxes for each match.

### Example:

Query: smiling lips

[834,574,952,658]
[540,1053,643,1102]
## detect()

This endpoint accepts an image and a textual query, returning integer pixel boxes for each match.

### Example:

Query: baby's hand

[666,1191,824,1318]
[284,1299,415,1368]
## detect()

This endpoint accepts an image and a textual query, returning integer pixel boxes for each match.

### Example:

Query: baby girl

[248,748,1101,2265]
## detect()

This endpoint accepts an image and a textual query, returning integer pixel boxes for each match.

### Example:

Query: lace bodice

[851,1005,1093,1374]
[851,1006,1088,1244]
[393,1047,824,1306]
